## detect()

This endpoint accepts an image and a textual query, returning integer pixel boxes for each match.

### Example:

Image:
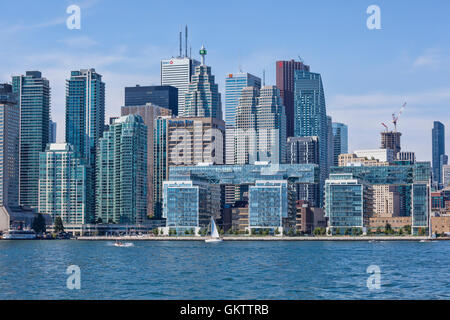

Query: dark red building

[276,60,310,138]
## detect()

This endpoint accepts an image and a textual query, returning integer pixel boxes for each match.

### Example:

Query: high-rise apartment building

[124,85,178,116]
[381,131,401,157]
[96,115,147,224]
[12,71,50,209]
[327,116,334,172]
[225,73,261,165]
[332,122,348,166]
[432,121,447,188]
[184,47,222,120]
[442,165,450,188]
[294,69,328,201]
[66,69,105,165]
[38,143,92,225]
[161,57,200,116]
[121,103,171,218]
[276,60,310,138]
[0,84,19,208]
[49,119,57,143]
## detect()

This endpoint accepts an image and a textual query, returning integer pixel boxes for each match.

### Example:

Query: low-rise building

[368,217,412,232]
[431,215,450,235]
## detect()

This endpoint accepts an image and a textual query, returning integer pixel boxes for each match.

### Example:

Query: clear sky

[1,0,449,161]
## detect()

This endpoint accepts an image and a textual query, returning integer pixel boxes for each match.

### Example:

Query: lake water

[0,240,448,300]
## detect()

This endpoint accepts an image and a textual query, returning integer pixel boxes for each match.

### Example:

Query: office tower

[225,73,261,165]
[184,46,222,120]
[49,119,57,143]
[161,57,200,116]
[354,149,394,163]
[381,131,401,157]
[12,71,50,209]
[294,69,328,201]
[121,103,171,218]
[96,115,147,224]
[432,121,446,188]
[124,85,178,116]
[332,122,348,166]
[276,60,310,138]
[234,86,286,165]
[38,143,92,225]
[443,165,450,188]
[66,69,105,165]
[397,151,416,163]
[153,116,172,219]
[287,136,320,207]
[0,84,19,207]
[327,116,334,172]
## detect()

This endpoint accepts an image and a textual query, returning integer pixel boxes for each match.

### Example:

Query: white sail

[211,217,220,239]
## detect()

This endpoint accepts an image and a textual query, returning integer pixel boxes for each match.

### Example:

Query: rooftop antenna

[200,45,207,66]
[190,46,192,58]
[185,25,188,58]
[179,31,182,57]
[298,55,304,64]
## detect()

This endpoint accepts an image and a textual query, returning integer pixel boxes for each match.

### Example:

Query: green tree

[403,225,412,235]
[335,228,341,236]
[152,228,159,236]
[32,214,46,234]
[53,216,65,234]
[376,227,382,234]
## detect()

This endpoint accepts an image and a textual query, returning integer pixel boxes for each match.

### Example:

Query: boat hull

[205,238,223,243]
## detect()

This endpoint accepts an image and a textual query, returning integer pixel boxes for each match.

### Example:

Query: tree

[403,225,412,235]
[274,228,280,236]
[32,214,46,234]
[335,228,341,236]
[54,216,65,234]
[153,228,159,236]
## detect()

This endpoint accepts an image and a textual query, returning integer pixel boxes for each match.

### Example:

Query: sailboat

[205,217,223,243]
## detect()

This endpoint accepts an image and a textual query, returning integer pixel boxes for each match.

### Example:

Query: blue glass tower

[12,71,50,209]
[332,122,348,166]
[432,121,446,188]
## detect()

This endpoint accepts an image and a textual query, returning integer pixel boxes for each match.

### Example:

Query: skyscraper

[184,46,222,120]
[49,119,57,143]
[276,60,310,138]
[225,73,261,165]
[12,71,50,209]
[381,131,401,157]
[96,115,147,224]
[66,69,105,165]
[161,57,200,116]
[432,121,447,188]
[327,116,334,172]
[332,122,348,166]
[121,103,171,218]
[124,85,178,115]
[0,84,19,208]
[39,143,92,225]
[294,69,328,200]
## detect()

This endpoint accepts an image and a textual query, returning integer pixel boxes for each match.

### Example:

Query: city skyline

[1,0,450,162]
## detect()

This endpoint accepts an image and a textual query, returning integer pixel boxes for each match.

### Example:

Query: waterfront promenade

[76,235,450,241]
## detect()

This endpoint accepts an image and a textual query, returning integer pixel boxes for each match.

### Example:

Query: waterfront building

[225,73,261,165]
[294,200,325,234]
[354,149,394,163]
[249,180,289,234]
[332,122,348,166]
[38,143,92,225]
[432,121,447,189]
[66,69,105,165]
[381,131,401,157]
[276,59,310,138]
[287,136,320,207]
[294,69,328,201]
[443,165,450,188]
[12,71,50,209]
[431,215,450,235]
[96,115,147,224]
[0,84,19,208]
[184,46,222,120]
[329,162,432,234]
[124,85,178,116]
[121,104,171,218]
[161,57,200,116]
[368,216,412,233]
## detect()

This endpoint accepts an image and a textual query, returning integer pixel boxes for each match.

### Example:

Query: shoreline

[75,236,450,242]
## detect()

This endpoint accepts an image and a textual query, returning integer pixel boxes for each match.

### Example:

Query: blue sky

[1,0,449,161]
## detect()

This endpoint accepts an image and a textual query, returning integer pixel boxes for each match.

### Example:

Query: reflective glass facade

[249,181,287,229]
[124,85,178,116]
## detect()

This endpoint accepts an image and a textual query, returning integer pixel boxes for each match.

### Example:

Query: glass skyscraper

[124,85,178,116]
[432,121,446,188]
[39,143,92,225]
[96,115,147,224]
[294,70,328,203]
[12,71,50,209]
[332,122,348,166]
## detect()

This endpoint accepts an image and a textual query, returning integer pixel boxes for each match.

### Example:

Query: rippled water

[0,240,448,300]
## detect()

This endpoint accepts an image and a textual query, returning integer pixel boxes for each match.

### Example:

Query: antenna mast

[185,25,188,58]
[179,31,182,57]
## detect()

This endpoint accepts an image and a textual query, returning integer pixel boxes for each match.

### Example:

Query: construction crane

[392,102,407,132]
[381,122,389,132]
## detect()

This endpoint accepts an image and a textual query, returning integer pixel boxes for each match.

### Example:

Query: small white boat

[205,217,223,243]
[114,240,134,247]
[2,229,37,240]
